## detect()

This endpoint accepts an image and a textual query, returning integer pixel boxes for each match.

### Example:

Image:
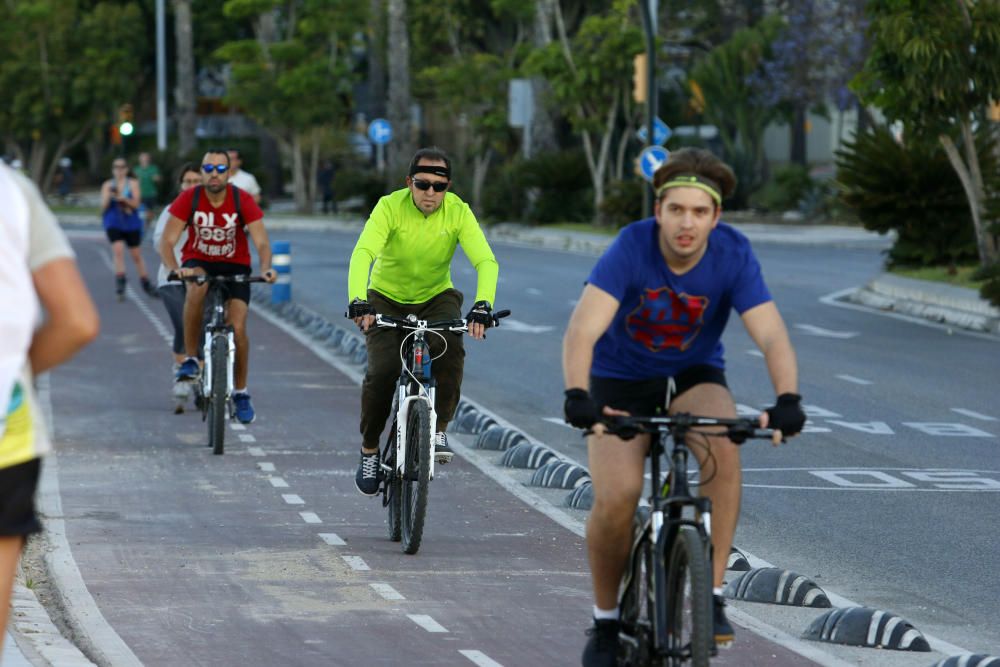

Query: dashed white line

[835,374,872,385]
[746,349,765,358]
[281,494,304,505]
[407,614,448,633]
[299,512,321,524]
[370,583,404,600]
[951,408,998,421]
[239,434,256,442]
[542,417,574,428]
[257,462,276,472]
[342,555,370,571]
[248,447,265,456]
[230,423,246,431]
[460,650,504,667]
[319,533,346,546]
[269,477,289,488]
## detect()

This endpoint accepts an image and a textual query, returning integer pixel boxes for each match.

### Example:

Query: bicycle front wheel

[664,525,713,667]
[207,335,228,455]
[619,508,658,667]
[401,400,431,554]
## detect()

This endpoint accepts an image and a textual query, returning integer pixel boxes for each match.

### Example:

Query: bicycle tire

[664,526,713,667]
[401,400,431,554]
[619,509,659,666]
[384,420,402,542]
[208,335,228,455]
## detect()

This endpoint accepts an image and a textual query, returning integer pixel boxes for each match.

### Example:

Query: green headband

[655,173,722,205]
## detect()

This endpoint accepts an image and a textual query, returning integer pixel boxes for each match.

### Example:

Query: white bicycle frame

[201,330,235,403]
[392,385,438,482]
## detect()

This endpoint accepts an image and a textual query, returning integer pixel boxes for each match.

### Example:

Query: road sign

[367,118,392,145]
[636,117,671,146]
[638,146,669,182]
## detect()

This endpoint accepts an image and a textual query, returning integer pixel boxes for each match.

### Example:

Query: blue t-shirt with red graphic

[588,218,771,380]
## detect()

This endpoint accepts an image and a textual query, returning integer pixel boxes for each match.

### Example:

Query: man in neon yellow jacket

[347,147,500,496]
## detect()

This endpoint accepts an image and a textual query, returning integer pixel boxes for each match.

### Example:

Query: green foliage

[750,164,812,212]
[598,179,644,227]
[481,150,594,224]
[976,263,1000,308]
[332,169,386,218]
[835,125,996,267]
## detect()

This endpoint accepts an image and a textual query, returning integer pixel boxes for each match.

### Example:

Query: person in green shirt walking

[347,147,500,496]
[135,152,162,228]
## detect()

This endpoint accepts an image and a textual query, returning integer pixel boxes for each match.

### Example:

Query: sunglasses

[112,164,127,169]
[412,178,448,193]
[201,164,229,174]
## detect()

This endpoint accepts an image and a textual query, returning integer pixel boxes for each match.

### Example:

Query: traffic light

[632,53,648,103]
[118,103,134,137]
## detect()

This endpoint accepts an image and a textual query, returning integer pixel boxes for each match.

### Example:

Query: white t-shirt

[152,208,188,288]
[229,169,261,198]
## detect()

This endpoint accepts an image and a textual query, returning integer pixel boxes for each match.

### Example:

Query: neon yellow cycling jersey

[348,188,499,305]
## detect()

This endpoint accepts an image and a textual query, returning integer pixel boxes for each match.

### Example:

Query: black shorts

[141,196,158,210]
[182,259,252,304]
[0,459,42,537]
[106,228,142,247]
[590,365,728,416]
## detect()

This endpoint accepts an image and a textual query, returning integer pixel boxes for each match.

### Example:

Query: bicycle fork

[392,387,438,482]
[202,330,235,405]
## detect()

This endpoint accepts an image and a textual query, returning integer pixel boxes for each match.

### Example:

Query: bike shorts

[106,228,142,247]
[0,458,42,537]
[182,259,252,304]
[589,365,728,417]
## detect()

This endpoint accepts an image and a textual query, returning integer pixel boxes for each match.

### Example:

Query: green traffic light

[119,121,134,136]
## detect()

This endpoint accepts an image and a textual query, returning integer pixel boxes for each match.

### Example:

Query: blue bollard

[271,240,291,304]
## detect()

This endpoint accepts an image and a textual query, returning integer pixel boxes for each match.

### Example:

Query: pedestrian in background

[227,148,261,204]
[152,163,202,413]
[0,162,98,655]
[101,158,156,300]
[318,159,337,214]
[135,152,162,228]
[56,157,74,202]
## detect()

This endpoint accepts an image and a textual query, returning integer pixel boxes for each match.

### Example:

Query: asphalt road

[39,230,826,666]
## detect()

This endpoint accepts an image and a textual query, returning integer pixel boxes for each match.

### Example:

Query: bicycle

[599,413,772,667]
[169,272,266,455]
[371,309,509,554]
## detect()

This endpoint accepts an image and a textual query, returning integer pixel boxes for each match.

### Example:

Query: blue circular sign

[639,146,669,182]
[368,118,393,145]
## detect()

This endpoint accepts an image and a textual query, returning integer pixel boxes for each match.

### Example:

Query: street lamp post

[638,0,658,218]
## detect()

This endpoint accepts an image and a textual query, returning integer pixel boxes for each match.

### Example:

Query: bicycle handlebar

[167,272,268,285]
[599,413,773,444]
[373,309,511,332]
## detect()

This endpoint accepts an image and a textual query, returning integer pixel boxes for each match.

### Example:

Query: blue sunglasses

[201,164,229,174]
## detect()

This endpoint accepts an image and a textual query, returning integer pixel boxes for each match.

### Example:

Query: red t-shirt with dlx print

[168,185,263,266]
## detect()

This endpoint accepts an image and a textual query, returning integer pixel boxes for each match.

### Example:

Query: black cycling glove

[765,393,806,437]
[466,300,493,328]
[564,388,602,430]
[347,298,376,319]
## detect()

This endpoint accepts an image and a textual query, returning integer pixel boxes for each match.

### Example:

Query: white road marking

[269,477,289,488]
[460,650,504,667]
[342,555,370,571]
[408,614,448,633]
[951,408,998,421]
[238,434,256,442]
[498,319,555,334]
[299,512,321,524]
[230,423,246,431]
[542,417,575,428]
[370,583,405,600]
[746,349,764,358]
[794,323,859,339]
[257,462,276,472]
[281,494,304,505]
[526,287,543,296]
[319,533,346,546]
[827,421,894,435]
[835,374,872,385]
[248,447,265,456]
[904,422,995,437]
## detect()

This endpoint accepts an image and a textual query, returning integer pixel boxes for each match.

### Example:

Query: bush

[332,169,386,217]
[835,125,990,267]
[521,150,593,224]
[750,164,814,213]
[481,159,530,222]
[599,179,644,226]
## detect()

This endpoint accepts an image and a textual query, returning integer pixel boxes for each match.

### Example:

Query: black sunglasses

[412,178,448,193]
[201,164,229,174]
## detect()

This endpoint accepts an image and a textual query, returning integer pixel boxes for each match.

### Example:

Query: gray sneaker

[434,432,454,464]
[355,450,383,496]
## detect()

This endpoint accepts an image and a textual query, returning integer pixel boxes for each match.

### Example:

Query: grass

[890,264,985,290]
[546,222,619,236]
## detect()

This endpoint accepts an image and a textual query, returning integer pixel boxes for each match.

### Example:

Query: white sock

[234,387,247,395]
[713,587,724,597]
[593,605,619,621]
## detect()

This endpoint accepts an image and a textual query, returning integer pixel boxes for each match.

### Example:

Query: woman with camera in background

[101,158,156,300]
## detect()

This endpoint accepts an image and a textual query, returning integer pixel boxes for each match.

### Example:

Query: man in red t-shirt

[158,148,277,423]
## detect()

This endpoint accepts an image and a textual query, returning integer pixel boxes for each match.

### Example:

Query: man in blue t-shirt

[562,148,806,666]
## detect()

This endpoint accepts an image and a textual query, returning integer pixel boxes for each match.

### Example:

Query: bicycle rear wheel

[619,508,660,666]
[207,335,228,455]
[384,420,401,542]
[401,400,431,554]
[664,525,713,667]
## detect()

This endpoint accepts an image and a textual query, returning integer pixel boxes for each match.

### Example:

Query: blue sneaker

[232,392,255,424]
[175,358,199,381]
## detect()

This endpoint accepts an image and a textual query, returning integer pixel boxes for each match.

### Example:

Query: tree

[852,0,1000,265]
[0,1,145,187]
[216,0,365,213]
[386,0,414,176]
[173,0,197,156]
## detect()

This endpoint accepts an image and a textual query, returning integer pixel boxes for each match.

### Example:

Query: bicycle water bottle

[421,343,432,380]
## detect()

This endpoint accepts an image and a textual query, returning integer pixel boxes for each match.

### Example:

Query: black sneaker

[115,275,126,301]
[582,619,618,667]
[713,594,734,648]
[355,450,383,496]
[434,432,454,464]
[141,277,159,298]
